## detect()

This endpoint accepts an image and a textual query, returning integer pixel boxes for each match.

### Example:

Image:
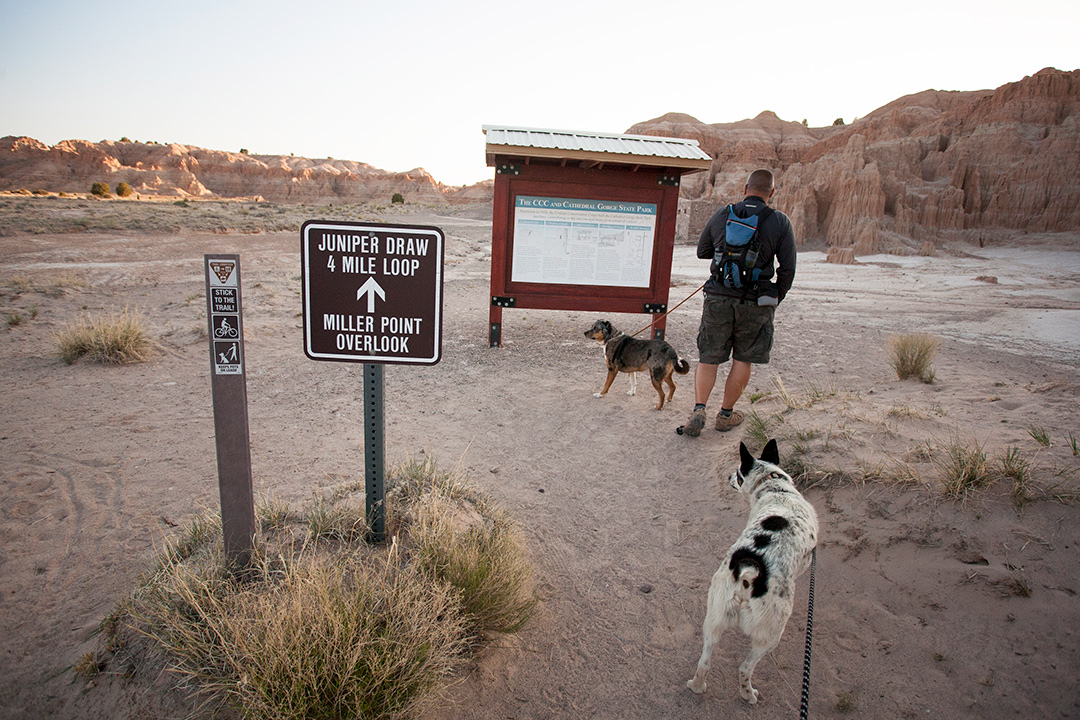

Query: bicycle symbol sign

[213,316,239,338]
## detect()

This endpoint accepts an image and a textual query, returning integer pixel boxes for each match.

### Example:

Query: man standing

[680,169,796,437]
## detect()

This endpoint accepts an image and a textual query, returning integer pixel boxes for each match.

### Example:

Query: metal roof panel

[483,125,711,164]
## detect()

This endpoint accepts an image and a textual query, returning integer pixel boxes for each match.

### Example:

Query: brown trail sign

[203,254,256,565]
[300,221,445,541]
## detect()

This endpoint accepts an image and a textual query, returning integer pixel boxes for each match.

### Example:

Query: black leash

[799,547,817,720]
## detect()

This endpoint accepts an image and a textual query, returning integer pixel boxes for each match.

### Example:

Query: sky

[1,0,1077,187]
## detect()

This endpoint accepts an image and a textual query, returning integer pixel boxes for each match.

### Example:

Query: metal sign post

[363,364,385,540]
[301,221,445,543]
[204,254,256,565]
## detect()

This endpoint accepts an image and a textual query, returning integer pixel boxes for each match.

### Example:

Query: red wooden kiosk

[483,126,711,346]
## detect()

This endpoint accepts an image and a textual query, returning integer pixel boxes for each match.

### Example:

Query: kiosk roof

[483,125,712,172]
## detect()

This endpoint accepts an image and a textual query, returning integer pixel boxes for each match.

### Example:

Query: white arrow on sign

[356,277,386,313]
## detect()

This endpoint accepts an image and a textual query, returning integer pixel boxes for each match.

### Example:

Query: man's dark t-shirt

[697,196,797,302]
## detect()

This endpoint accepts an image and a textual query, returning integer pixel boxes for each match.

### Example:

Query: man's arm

[697,222,715,260]
[697,209,725,260]
[774,216,797,302]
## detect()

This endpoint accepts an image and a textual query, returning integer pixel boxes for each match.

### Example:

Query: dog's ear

[760,438,780,466]
[739,441,755,479]
[600,320,612,334]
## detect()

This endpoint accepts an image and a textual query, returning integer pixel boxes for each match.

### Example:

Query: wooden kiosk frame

[484,126,711,346]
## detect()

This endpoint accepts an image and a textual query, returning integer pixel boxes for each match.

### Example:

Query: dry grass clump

[888,333,939,383]
[57,306,151,364]
[387,457,537,635]
[934,436,992,500]
[1000,446,1034,507]
[98,459,535,719]
[306,493,368,542]
[131,543,466,720]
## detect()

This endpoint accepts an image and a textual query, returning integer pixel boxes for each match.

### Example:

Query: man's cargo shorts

[697,293,776,364]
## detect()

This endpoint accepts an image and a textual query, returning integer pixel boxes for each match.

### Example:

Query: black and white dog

[687,439,818,703]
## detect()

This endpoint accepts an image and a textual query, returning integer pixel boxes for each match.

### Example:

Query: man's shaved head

[746,169,774,197]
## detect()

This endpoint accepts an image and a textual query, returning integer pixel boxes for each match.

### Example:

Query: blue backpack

[711,205,773,291]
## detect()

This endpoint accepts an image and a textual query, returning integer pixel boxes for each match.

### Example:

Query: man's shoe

[679,407,707,437]
[714,409,744,432]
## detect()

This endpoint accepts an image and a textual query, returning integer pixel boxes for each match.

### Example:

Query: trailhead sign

[301,221,445,365]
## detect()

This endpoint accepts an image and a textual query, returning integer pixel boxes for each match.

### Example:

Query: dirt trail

[1,207,1078,719]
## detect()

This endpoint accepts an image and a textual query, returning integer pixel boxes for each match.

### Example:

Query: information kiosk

[484,126,711,346]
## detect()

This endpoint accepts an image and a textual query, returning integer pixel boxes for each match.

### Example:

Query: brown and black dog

[584,319,690,410]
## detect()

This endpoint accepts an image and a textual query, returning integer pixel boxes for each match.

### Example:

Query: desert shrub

[90,181,110,198]
[306,493,367,542]
[73,651,105,678]
[387,457,536,635]
[833,117,845,126]
[130,542,467,720]
[56,306,151,364]
[1028,425,1051,448]
[101,462,534,720]
[409,493,536,635]
[935,436,992,500]
[1000,446,1034,507]
[888,333,939,383]
[6,275,33,293]
[391,192,405,204]
[115,182,133,197]
[32,188,49,196]
[239,148,249,155]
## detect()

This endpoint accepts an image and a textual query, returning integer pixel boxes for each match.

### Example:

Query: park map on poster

[511,196,656,288]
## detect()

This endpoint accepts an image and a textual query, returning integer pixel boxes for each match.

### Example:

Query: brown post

[204,254,256,566]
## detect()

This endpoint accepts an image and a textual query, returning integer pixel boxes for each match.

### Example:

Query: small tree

[116,182,133,197]
[391,192,405,205]
[832,118,845,126]
[90,182,110,198]
[240,148,249,155]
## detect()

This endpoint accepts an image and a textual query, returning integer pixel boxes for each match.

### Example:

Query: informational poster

[511,196,656,288]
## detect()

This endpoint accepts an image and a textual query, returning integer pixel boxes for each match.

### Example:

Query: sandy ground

[1,203,1079,719]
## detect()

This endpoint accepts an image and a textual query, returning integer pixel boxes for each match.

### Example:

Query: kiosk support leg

[489,305,502,347]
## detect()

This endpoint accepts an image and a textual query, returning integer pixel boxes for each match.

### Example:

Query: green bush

[115,182,133,197]
[90,182,110,198]
[391,192,405,204]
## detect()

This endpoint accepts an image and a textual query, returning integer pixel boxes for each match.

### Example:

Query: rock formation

[2,68,1076,256]
[0,137,490,205]
[628,67,1080,254]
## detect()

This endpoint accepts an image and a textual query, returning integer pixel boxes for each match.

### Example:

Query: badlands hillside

[1,67,1077,253]
[630,67,1080,252]
[0,137,492,205]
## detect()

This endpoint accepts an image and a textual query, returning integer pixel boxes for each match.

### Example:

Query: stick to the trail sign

[204,254,256,566]
[364,363,386,543]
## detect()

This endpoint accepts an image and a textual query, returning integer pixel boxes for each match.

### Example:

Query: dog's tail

[729,548,766,601]
[734,563,760,601]
[663,346,690,375]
